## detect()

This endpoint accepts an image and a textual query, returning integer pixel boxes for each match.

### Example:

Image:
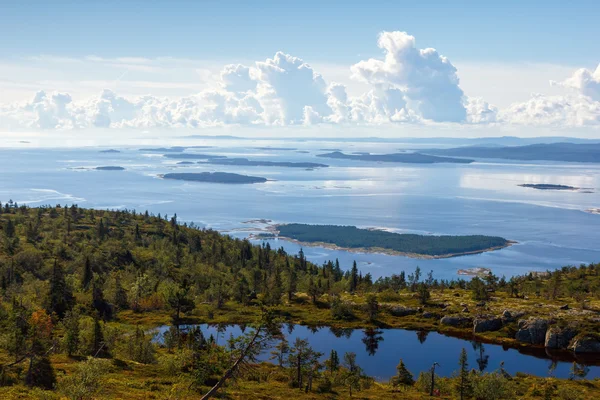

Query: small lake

[153,324,600,381]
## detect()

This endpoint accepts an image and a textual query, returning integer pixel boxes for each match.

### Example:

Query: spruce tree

[46,260,74,319]
[350,261,358,293]
[456,348,472,399]
[81,257,93,290]
[392,359,414,386]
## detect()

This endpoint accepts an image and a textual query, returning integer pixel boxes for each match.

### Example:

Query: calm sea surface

[1,138,599,280]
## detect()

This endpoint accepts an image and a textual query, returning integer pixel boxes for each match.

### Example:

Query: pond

[152,324,600,381]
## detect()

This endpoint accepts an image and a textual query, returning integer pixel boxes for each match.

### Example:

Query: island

[423,142,600,163]
[95,166,125,171]
[199,157,328,168]
[99,149,121,153]
[519,184,578,190]
[160,172,267,184]
[176,161,195,165]
[267,223,512,258]
[163,153,227,159]
[139,146,213,152]
[317,151,473,164]
[253,147,297,151]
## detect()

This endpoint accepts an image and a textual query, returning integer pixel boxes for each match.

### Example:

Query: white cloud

[350,31,466,122]
[499,94,600,127]
[1,32,599,130]
[553,63,600,101]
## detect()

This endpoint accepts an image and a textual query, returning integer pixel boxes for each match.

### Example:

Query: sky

[1,0,599,137]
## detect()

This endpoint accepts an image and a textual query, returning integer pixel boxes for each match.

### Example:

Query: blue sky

[0,1,599,134]
[2,0,598,65]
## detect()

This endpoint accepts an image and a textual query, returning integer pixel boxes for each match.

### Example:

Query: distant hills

[317,151,473,164]
[424,142,600,163]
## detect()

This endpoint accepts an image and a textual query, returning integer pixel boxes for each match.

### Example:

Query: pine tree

[350,261,359,293]
[456,348,472,399]
[392,359,414,386]
[113,274,129,310]
[46,260,74,319]
[62,310,80,356]
[81,257,93,290]
[365,294,379,321]
[5,218,15,237]
[327,349,339,373]
[287,267,297,301]
[92,316,109,357]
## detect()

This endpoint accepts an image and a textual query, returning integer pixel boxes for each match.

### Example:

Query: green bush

[471,372,516,400]
[58,358,110,400]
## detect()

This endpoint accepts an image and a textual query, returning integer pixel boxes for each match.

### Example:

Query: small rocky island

[95,166,125,171]
[200,157,328,168]
[160,172,267,184]
[99,149,121,153]
[264,223,511,258]
[519,184,578,190]
[317,151,473,164]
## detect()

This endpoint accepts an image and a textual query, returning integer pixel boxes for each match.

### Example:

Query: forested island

[424,142,600,163]
[272,224,511,258]
[163,153,226,159]
[317,151,473,164]
[519,184,578,191]
[200,157,328,168]
[0,204,600,399]
[95,166,125,171]
[161,172,268,184]
[139,146,212,152]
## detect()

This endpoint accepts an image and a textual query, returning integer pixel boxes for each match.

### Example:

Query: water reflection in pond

[153,324,600,381]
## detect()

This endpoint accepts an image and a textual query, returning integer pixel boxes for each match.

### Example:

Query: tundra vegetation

[0,201,599,399]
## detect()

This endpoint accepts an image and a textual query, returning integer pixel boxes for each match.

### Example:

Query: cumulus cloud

[552,63,600,101]
[499,93,600,127]
[466,97,498,124]
[351,31,466,122]
[2,32,600,130]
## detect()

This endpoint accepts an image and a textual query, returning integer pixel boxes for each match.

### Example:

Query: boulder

[476,301,486,307]
[462,307,469,313]
[440,315,473,327]
[501,310,525,323]
[422,312,438,319]
[545,326,577,349]
[515,319,549,344]
[569,335,600,353]
[389,306,419,317]
[473,318,503,333]
[559,304,569,310]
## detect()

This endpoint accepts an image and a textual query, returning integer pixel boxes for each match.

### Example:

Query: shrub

[59,358,109,400]
[471,372,516,400]
[330,297,355,321]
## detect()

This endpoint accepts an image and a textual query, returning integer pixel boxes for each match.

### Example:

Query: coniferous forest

[1,202,600,399]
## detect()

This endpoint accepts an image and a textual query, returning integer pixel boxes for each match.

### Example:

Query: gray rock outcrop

[515,318,549,344]
[473,318,503,333]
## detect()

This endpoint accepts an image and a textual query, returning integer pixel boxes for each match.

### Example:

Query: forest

[0,202,599,399]
[276,223,510,257]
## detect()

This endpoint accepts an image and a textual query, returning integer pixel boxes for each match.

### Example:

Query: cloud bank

[1,32,599,130]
